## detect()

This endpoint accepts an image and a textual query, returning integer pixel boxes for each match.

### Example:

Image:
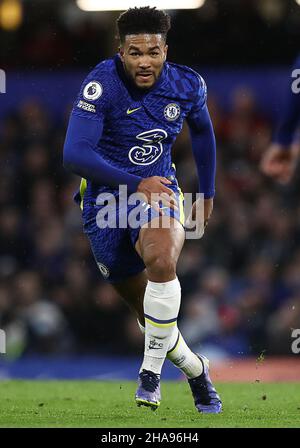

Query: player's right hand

[260,143,299,185]
[137,176,179,214]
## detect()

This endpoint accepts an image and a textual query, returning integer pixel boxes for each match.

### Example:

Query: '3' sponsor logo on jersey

[129,129,167,166]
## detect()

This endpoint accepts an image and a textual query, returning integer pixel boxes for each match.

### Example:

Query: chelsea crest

[164,103,180,121]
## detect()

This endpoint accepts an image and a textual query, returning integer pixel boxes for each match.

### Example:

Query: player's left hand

[185,197,213,239]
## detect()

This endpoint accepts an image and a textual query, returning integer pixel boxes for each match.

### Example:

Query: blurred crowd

[3,0,300,69]
[0,86,299,361]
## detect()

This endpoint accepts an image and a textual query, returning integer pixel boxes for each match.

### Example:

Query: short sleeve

[71,64,111,121]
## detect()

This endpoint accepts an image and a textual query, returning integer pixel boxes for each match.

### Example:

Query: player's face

[119,34,168,89]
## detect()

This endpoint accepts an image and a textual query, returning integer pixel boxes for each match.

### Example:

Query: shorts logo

[97,262,110,278]
[129,129,167,166]
[164,103,180,121]
[83,81,102,101]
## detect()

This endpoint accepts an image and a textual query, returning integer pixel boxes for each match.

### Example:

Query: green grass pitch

[0,380,299,428]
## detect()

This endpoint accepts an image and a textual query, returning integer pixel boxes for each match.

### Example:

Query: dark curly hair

[117,7,171,43]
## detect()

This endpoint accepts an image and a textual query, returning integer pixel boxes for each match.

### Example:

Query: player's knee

[144,252,177,279]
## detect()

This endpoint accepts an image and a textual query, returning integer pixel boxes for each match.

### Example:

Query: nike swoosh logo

[127,107,142,115]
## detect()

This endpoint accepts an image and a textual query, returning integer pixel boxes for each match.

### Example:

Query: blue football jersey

[71,54,207,203]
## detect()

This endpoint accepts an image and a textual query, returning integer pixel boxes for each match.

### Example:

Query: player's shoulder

[78,57,119,105]
[82,58,117,90]
[166,61,206,92]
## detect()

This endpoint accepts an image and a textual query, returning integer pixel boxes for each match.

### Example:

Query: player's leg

[132,216,184,409]
[138,216,184,366]
[113,268,221,413]
[113,270,204,379]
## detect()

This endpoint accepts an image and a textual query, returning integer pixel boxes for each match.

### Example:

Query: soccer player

[261,55,300,183]
[63,6,221,413]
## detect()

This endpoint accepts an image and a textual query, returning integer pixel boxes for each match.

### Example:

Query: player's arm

[63,114,176,209]
[63,113,142,192]
[188,104,216,201]
[186,77,216,235]
[261,56,300,184]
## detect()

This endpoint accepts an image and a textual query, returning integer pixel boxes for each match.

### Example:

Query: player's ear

[163,45,168,61]
[119,46,125,62]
